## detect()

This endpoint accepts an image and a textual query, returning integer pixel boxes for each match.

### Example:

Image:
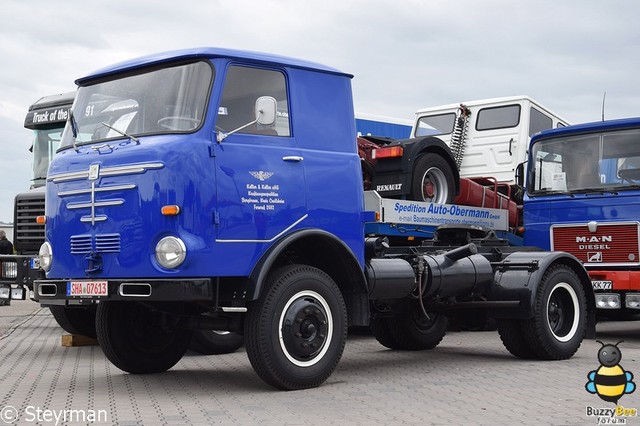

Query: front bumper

[33,278,215,305]
[0,254,42,289]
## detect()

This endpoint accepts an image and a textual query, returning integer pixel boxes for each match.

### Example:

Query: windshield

[529,128,640,194]
[60,61,213,149]
[31,125,65,186]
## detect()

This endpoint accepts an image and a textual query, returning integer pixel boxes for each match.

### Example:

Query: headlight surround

[39,242,53,272]
[155,236,187,269]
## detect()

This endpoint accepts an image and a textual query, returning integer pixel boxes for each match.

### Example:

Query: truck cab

[524,117,640,318]
[0,92,74,303]
[33,48,594,390]
[413,96,569,184]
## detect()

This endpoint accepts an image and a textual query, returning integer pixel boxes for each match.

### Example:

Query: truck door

[462,103,522,183]
[213,65,307,242]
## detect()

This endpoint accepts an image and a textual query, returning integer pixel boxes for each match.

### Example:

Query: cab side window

[217,66,290,137]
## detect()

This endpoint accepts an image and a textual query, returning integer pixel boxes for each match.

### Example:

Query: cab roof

[76,47,352,86]
[531,116,640,143]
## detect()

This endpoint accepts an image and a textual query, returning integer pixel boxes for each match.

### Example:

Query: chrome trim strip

[216,215,308,243]
[68,200,124,209]
[50,162,164,183]
[59,184,136,197]
[221,307,248,313]
[80,215,108,223]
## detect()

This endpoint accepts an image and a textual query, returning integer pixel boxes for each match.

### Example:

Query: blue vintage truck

[34,47,595,390]
[524,117,640,319]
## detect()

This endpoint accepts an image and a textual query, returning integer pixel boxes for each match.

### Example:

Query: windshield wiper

[68,111,79,152]
[100,122,139,143]
[611,184,640,191]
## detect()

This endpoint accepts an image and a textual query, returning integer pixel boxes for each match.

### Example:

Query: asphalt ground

[1,300,640,425]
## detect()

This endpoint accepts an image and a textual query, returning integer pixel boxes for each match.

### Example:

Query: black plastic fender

[487,250,596,337]
[371,136,460,197]
[247,229,368,302]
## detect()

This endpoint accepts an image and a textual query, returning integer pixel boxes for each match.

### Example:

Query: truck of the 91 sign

[33,47,595,390]
[0,92,74,305]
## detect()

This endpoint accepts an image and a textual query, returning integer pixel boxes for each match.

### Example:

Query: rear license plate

[67,281,108,297]
[592,280,613,290]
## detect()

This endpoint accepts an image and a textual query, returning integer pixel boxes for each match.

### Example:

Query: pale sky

[1,0,639,222]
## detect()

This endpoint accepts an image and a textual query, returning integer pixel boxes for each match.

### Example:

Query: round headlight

[155,236,186,269]
[39,242,53,272]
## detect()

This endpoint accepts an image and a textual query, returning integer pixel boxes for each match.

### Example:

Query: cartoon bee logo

[586,340,636,404]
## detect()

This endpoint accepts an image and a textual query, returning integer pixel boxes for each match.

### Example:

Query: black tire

[386,311,448,350]
[96,301,192,374]
[496,319,537,359]
[370,316,402,349]
[189,330,244,355]
[49,305,97,338]
[521,264,587,360]
[245,265,347,390]
[410,153,456,204]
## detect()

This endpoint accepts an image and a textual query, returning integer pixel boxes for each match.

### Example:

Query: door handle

[282,156,304,162]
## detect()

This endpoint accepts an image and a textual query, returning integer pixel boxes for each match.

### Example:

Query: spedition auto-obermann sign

[382,199,509,231]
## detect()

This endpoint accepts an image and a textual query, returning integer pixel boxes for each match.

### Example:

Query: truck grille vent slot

[14,194,45,249]
[70,234,121,254]
[70,235,92,254]
[552,223,640,266]
[96,234,121,253]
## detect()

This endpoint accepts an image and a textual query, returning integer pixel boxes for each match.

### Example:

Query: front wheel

[519,264,587,360]
[49,305,97,338]
[96,301,192,373]
[245,265,347,390]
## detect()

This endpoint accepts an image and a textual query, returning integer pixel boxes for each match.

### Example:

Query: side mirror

[217,96,278,143]
[255,96,277,126]
[515,161,526,187]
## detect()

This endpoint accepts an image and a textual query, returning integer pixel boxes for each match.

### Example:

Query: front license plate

[592,280,613,290]
[67,281,108,297]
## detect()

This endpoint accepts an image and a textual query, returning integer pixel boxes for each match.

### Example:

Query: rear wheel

[189,330,244,355]
[520,265,586,359]
[49,305,97,338]
[245,265,347,390]
[370,316,402,349]
[386,310,448,350]
[497,319,537,359]
[96,301,192,373]
[410,153,456,204]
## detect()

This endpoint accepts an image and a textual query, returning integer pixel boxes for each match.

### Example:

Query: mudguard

[487,250,596,337]
[371,136,460,197]
[247,229,368,301]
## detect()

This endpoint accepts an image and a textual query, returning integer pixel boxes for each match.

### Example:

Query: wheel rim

[420,167,449,203]
[546,282,580,342]
[279,290,333,367]
[411,311,440,334]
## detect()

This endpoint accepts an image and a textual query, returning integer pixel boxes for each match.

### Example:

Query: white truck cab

[412,96,569,184]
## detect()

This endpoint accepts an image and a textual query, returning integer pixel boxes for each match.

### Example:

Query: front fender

[246,229,367,301]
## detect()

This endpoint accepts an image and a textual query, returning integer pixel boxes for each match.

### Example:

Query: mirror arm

[216,113,263,143]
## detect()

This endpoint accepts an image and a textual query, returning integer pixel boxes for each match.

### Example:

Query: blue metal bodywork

[44,48,365,281]
[523,117,640,249]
